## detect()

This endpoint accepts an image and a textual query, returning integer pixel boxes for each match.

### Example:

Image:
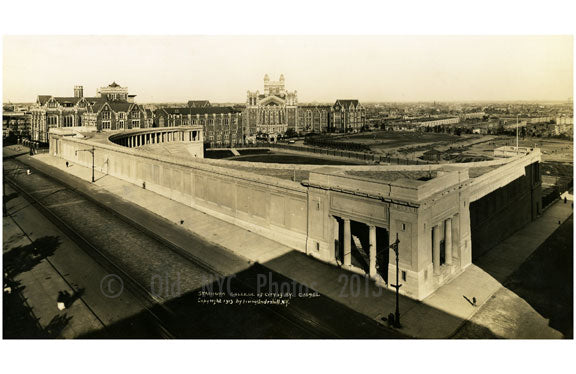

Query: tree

[285,128,297,138]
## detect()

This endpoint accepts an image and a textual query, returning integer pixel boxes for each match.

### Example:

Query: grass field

[228,153,358,165]
[337,131,468,147]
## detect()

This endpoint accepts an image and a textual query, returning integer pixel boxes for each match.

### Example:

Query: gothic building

[30,82,152,142]
[244,74,298,135]
[243,75,367,136]
[154,106,242,148]
[331,99,366,132]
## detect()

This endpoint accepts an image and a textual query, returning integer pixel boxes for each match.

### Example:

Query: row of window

[101,120,141,129]
[101,111,141,120]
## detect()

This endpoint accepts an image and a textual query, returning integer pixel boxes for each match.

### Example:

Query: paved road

[452,215,573,339]
[4,182,160,338]
[4,153,403,338]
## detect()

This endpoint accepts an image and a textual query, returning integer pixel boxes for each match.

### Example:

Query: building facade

[297,105,331,133]
[154,107,242,148]
[330,99,366,132]
[3,111,31,139]
[30,82,152,142]
[244,74,298,136]
[243,75,366,136]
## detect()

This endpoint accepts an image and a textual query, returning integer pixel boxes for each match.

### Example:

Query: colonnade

[117,129,202,148]
[337,217,380,278]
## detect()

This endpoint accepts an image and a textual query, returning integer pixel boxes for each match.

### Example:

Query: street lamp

[390,233,402,328]
[75,146,95,183]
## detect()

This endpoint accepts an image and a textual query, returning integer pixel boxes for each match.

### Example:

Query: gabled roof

[106,101,133,112]
[187,100,211,108]
[108,81,121,88]
[38,95,52,105]
[335,99,360,108]
[54,97,82,105]
[160,107,190,115]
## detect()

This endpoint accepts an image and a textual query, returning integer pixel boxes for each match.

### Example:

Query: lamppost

[75,146,95,183]
[390,233,402,328]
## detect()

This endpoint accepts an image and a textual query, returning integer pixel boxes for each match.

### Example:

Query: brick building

[154,106,242,147]
[330,99,367,132]
[30,82,152,142]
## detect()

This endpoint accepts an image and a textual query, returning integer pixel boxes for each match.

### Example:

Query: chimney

[74,85,84,98]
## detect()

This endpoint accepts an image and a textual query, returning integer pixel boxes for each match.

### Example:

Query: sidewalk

[22,149,574,338]
[3,189,105,338]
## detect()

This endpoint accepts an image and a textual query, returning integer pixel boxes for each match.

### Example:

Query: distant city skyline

[3,35,573,103]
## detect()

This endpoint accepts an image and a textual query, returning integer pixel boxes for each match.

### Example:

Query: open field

[220,152,358,165]
[335,131,472,149]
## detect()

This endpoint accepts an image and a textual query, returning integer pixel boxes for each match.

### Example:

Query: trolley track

[3,157,360,338]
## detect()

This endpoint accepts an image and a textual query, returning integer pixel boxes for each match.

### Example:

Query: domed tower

[279,74,285,82]
[264,74,270,83]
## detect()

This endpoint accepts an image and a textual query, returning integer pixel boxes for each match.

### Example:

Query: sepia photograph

[1,1,575,373]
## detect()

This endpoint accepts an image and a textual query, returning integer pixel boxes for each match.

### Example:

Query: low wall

[49,133,309,252]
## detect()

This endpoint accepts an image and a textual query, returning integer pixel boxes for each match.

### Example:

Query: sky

[2,35,573,104]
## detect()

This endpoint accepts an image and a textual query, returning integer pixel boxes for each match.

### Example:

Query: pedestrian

[472,297,477,306]
[65,161,69,168]
[564,196,567,204]
[387,312,395,328]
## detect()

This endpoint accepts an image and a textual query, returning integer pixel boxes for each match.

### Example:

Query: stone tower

[74,85,84,98]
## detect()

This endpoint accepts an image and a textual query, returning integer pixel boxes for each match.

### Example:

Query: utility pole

[516,114,519,154]
[390,232,402,328]
[75,146,95,182]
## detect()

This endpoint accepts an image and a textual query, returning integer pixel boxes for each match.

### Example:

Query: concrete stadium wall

[469,162,542,259]
[49,134,309,251]
[47,131,543,301]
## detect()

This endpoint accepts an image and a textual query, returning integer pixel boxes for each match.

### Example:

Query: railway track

[4,160,178,338]
[3,157,355,338]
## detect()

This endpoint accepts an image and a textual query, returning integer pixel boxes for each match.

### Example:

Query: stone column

[445,218,453,265]
[343,218,351,267]
[369,225,377,278]
[433,225,441,275]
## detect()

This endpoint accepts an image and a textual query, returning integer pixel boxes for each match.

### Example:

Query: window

[118,120,124,129]
[131,110,140,119]
[63,115,74,127]
[102,111,111,120]
[132,120,140,128]
[47,115,58,126]
[119,112,125,119]
[401,223,406,231]
[102,121,111,129]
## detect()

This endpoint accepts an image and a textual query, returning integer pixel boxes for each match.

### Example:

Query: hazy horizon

[3,35,573,103]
